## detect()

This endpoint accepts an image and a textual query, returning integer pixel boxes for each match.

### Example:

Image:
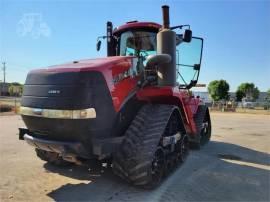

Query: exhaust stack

[162,5,170,29]
[157,5,176,86]
[107,21,114,56]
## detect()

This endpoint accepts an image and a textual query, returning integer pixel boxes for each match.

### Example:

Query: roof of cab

[113,22,161,35]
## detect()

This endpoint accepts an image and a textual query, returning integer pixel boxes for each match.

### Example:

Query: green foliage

[236,83,260,101]
[8,83,23,96]
[10,82,22,86]
[207,80,230,101]
[236,90,245,102]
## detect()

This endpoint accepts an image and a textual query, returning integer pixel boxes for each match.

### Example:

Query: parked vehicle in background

[240,97,255,109]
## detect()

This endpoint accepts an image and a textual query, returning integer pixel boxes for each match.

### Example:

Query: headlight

[19,107,96,119]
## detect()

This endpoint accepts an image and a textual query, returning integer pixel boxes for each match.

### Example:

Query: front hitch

[18,127,29,140]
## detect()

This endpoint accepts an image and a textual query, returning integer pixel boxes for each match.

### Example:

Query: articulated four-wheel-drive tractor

[18,5,211,188]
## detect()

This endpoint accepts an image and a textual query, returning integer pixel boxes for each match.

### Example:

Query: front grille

[21,71,104,110]
[21,69,117,141]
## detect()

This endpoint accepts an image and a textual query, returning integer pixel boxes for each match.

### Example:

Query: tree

[236,83,260,101]
[236,90,245,102]
[207,80,230,101]
[8,83,23,97]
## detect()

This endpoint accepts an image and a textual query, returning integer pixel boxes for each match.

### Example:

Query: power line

[2,62,6,83]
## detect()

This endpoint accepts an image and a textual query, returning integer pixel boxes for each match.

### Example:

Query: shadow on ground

[46,141,270,202]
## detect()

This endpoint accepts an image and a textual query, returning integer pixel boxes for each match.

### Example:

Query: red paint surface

[136,86,202,135]
[113,22,161,35]
[29,56,138,112]
[30,56,202,135]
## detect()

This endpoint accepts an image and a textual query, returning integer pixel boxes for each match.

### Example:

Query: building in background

[193,91,268,103]
[0,82,24,96]
[0,82,9,96]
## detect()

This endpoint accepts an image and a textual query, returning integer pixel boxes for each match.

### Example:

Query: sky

[0,0,270,91]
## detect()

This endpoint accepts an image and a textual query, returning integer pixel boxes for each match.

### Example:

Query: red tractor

[18,5,211,188]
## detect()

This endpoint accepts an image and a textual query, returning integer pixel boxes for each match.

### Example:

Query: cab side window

[176,37,203,88]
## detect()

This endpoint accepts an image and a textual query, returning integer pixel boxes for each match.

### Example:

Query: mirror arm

[97,36,107,40]
[97,35,116,52]
[170,24,190,30]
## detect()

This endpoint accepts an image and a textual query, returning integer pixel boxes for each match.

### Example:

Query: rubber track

[191,105,208,149]
[194,105,207,136]
[112,104,178,187]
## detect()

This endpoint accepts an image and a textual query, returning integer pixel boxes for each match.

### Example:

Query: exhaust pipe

[157,5,176,86]
[162,5,170,29]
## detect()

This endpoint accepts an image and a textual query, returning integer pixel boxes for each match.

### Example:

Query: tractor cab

[97,21,203,89]
[113,21,160,58]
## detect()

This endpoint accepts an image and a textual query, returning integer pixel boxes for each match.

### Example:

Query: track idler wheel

[149,147,166,187]
[179,135,189,162]
[175,134,189,163]
[190,106,212,149]
[200,113,211,146]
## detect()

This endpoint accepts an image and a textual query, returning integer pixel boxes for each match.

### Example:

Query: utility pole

[2,62,6,83]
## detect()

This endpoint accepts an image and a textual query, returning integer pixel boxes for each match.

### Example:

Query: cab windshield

[119,30,157,57]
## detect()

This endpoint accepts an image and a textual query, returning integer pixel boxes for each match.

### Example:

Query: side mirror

[96,40,102,51]
[194,64,200,70]
[183,29,192,43]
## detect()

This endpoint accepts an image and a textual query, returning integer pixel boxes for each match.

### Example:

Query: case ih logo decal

[48,90,61,94]
[113,69,131,84]
[113,59,139,84]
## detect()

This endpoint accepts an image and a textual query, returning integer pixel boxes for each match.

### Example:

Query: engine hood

[30,56,134,73]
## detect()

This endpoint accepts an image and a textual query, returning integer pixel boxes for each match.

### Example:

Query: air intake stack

[157,5,176,86]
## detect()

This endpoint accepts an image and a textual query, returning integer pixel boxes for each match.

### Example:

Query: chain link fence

[209,100,270,114]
